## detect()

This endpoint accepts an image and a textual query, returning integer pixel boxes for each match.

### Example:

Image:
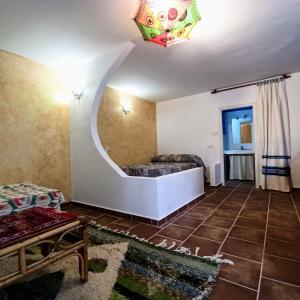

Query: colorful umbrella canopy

[134,0,201,47]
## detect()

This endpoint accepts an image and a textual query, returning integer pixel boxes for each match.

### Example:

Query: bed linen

[123,154,205,177]
[152,154,205,167]
[0,183,65,216]
[123,162,198,177]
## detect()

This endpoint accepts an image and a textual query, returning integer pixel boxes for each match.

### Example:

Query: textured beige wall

[98,86,157,167]
[0,50,71,200]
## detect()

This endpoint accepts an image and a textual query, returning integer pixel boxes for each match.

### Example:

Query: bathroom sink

[224,150,254,155]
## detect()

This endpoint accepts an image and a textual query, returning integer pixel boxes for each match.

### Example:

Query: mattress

[123,162,198,177]
[123,154,205,178]
[0,182,65,216]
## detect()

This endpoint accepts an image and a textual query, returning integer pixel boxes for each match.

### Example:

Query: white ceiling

[1,0,300,102]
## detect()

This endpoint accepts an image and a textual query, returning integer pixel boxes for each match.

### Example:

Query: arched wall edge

[70,42,204,221]
[90,42,134,176]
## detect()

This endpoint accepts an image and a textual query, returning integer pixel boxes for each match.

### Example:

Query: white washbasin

[224,150,254,155]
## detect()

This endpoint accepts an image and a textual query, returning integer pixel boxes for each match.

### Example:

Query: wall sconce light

[122,103,131,115]
[70,79,85,101]
[57,63,86,101]
[71,89,84,100]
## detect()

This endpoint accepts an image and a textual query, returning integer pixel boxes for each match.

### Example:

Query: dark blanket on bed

[123,162,198,177]
[123,154,205,177]
[152,154,205,166]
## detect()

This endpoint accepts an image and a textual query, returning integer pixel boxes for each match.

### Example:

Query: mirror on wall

[231,118,253,145]
[240,122,252,144]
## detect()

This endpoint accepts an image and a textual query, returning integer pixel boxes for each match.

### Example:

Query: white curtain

[230,155,255,180]
[255,77,292,192]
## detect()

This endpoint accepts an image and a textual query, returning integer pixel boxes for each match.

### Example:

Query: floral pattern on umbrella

[134,0,201,47]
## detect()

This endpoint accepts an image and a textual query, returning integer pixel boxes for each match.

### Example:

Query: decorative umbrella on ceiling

[134,0,201,47]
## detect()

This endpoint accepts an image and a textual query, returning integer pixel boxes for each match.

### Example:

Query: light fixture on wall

[134,0,201,48]
[122,102,132,115]
[71,87,84,100]
[57,63,86,101]
[69,77,85,101]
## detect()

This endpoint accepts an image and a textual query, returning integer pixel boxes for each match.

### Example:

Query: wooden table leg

[79,221,88,283]
[19,247,26,274]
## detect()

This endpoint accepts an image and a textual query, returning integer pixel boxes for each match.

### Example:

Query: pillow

[152,154,205,168]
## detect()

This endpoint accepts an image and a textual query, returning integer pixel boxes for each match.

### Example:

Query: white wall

[70,42,204,220]
[157,72,300,188]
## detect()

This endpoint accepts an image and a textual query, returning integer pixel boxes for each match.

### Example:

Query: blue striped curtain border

[262,166,290,177]
[262,155,291,159]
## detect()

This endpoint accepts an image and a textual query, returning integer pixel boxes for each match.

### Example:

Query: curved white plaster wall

[70,42,204,220]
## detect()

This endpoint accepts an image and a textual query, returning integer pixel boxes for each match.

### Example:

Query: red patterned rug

[0,207,78,249]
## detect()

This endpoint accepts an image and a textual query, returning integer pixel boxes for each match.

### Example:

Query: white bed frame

[125,167,204,220]
[73,167,204,221]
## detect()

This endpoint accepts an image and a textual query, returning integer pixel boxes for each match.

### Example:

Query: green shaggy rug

[0,225,220,300]
[89,225,219,300]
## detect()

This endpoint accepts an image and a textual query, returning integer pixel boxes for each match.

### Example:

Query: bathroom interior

[222,106,255,182]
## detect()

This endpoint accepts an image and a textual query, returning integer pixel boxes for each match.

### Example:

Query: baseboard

[68,194,206,227]
[210,183,223,188]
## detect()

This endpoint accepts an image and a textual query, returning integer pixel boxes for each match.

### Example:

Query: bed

[123,154,205,177]
[0,182,65,216]
[71,153,205,223]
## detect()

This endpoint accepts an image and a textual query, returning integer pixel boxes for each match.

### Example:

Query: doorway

[220,106,255,184]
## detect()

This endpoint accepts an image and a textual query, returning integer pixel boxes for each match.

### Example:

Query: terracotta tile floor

[64,181,300,300]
